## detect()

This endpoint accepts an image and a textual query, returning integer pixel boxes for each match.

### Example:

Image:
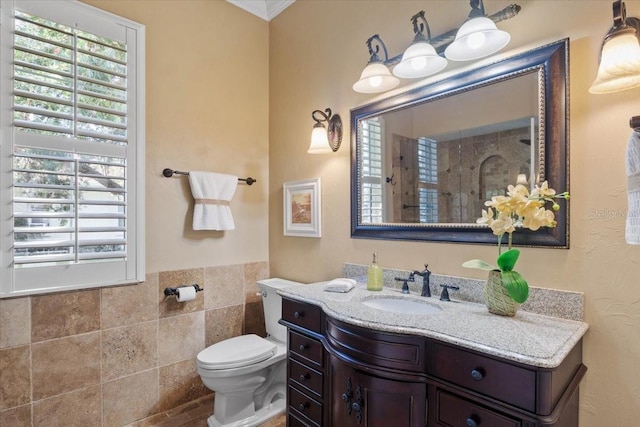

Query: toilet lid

[197,334,277,370]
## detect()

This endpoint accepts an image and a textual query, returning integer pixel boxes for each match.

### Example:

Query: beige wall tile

[0,404,31,427]
[244,262,270,304]
[158,311,204,366]
[102,273,158,329]
[102,321,158,382]
[32,332,101,400]
[102,368,159,427]
[204,264,244,310]
[205,305,243,347]
[159,269,204,318]
[244,261,270,285]
[31,289,100,342]
[0,346,31,410]
[32,385,101,427]
[0,298,30,349]
[244,300,266,337]
[158,359,209,413]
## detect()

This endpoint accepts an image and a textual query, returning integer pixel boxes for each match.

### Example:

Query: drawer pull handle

[299,344,308,352]
[466,415,479,427]
[470,368,484,381]
[294,311,304,319]
[299,373,310,382]
[298,402,308,412]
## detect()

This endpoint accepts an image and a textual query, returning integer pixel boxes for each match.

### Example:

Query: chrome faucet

[412,264,432,297]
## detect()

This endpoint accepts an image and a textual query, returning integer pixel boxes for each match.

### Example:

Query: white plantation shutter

[360,117,384,224]
[0,0,145,296]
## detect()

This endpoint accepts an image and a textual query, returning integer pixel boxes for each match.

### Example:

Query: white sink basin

[362,296,443,315]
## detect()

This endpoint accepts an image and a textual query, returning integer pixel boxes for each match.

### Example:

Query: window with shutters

[0,0,145,297]
[417,137,438,223]
[360,117,384,224]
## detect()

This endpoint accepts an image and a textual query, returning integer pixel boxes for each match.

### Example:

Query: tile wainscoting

[0,261,269,427]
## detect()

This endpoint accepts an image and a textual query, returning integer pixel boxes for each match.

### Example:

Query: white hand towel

[188,172,238,231]
[324,278,356,293]
[626,131,640,245]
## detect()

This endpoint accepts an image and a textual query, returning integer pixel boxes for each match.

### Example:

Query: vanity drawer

[326,317,426,372]
[288,412,315,427]
[289,330,324,368]
[433,343,536,411]
[436,390,520,427]
[289,385,322,426]
[289,357,323,398]
[282,298,322,333]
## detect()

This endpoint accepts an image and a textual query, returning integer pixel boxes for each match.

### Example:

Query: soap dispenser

[367,252,383,291]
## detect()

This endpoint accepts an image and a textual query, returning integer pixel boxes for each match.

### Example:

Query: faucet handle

[394,277,411,294]
[440,284,459,301]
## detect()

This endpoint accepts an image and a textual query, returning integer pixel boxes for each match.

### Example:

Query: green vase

[484,270,519,316]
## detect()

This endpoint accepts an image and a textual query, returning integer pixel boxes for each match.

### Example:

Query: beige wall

[269,1,640,426]
[84,0,271,273]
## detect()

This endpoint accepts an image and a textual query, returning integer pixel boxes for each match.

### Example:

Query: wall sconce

[589,0,640,94]
[352,35,400,93]
[393,11,447,79]
[352,2,519,94]
[516,173,529,185]
[308,108,343,154]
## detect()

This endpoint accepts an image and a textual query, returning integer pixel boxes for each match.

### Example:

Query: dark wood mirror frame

[350,39,569,247]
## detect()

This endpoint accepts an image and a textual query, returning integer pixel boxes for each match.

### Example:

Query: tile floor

[129,394,286,427]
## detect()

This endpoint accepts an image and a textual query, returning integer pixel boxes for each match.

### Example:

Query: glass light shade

[516,174,528,185]
[308,125,332,154]
[353,62,400,93]
[444,17,510,61]
[589,32,640,94]
[393,41,448,78]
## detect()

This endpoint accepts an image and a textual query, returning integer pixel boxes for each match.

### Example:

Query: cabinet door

[330,355,426,427]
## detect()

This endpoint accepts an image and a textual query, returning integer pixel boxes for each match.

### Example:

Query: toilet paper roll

[176,286,196,302]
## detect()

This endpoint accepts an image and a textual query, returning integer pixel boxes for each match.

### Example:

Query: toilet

[197,278,302,427]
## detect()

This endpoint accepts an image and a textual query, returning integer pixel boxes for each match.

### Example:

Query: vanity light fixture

[444,0,511,61]
[352,2,520,94]
[308,108,343,154]
[589,0,640,94]
[392,11,447,79]
[352,35,400,94]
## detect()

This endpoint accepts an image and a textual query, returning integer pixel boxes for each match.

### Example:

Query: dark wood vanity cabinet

[280,297,586,427]
[329,354,427,427]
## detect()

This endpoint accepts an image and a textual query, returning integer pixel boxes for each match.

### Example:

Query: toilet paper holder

[164,284,203,298]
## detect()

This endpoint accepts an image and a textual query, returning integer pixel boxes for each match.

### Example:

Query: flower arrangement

[463,181,569,304]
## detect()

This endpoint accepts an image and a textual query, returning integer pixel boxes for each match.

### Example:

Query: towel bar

[631,116,640,132]
[162,168,256,185]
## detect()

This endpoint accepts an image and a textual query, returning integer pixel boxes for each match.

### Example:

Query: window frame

[0,0,145,297]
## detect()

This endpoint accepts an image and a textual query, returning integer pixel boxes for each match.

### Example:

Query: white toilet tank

[257,278,303,343]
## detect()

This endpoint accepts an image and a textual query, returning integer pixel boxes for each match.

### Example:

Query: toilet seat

[197,334,276,370]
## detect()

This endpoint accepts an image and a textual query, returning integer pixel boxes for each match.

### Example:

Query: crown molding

[226,0,295,21]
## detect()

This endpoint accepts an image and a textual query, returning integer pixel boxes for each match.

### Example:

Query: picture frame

[283,178,321,237]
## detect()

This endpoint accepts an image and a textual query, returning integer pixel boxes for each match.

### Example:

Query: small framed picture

[283,178,321,237]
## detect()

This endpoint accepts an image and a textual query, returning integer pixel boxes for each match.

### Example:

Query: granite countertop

[279,281,589,369]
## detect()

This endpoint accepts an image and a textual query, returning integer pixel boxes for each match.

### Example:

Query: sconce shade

[516,173,529,185]
[444,17,510,61]
[393,41,448,78]
[308,124,333,154]
[308,108,343,154]
[589,31,640,93]
[353,62,400,93]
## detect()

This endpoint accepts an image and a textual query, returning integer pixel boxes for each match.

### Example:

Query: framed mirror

[351,39,568,247]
